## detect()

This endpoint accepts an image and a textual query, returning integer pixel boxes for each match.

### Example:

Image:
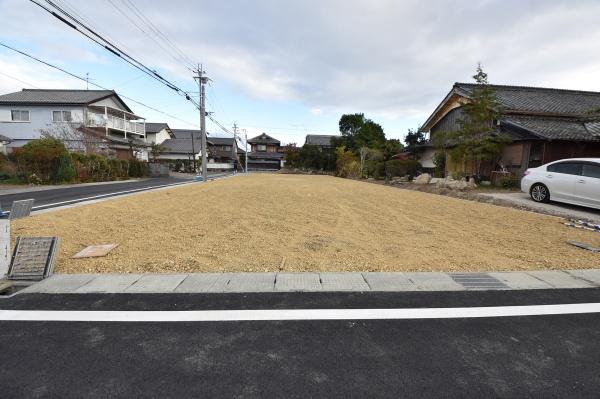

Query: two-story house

[247,133,284,170]
[145,122,174,145]
[0,89,148,160]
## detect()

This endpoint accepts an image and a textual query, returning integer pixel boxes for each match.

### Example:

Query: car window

[547,162,582,175]
[582,163,600,179]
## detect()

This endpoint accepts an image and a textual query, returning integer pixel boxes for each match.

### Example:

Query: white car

[521,158,600,210]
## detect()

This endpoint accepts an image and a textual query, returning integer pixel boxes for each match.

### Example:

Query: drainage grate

[9,199,35,220]
[8,237,60,281]
[451,273,509,290]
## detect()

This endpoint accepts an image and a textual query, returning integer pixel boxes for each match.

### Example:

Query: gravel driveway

[479,192,600,223]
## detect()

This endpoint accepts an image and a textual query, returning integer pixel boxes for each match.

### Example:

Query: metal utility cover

[8,237,60,280]
[9,199,35,220]
[451,273,509,290]
[72,244,118,258]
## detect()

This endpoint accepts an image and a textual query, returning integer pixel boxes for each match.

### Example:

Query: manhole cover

[9,199,35,220]
[8,237,60,280]
[451,273,508,290]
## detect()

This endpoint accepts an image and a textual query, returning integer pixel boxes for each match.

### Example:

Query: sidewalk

[14,269,600,294]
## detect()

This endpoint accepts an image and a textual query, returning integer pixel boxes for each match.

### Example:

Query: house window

[10,110,30,122]
[52,111,72,122]
[224,146,231,151]
[257,144,266,151]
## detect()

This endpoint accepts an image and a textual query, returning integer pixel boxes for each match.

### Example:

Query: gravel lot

[11,174,600,273]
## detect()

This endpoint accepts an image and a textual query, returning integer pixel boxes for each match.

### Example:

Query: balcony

[86,106,145,138]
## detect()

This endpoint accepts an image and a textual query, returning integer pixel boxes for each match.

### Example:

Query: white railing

[86,107,145,136]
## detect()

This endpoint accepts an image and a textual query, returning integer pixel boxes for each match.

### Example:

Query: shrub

[386,159,421,178]
[13,137,69,183]
[54,153,76,183]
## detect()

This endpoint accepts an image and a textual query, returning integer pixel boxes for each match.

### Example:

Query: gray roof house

[0,89,147,160]
[247,133,284,170]
[145,122,173,145]
[418,83,600,176]
[304,134,339,149]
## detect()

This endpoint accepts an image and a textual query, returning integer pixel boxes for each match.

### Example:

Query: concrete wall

[419,148,436,168]
[0,105,85,146]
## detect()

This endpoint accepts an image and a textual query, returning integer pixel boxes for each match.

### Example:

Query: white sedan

[521,158,600,210]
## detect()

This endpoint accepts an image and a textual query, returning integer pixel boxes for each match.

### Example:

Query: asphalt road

[0,177,191,211]
[1,289,600,398]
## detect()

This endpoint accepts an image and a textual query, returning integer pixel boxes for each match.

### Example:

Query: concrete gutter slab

[526,271,595,289]
[20,274,97,293]
[320,273,369,291]
[404,272,464,291]
[489,272,554,290]
[362,273,418,291]
[175,273,232,293]
[275,273,322,291]
[75,274,142,293]
[564,270,600,286]
[226,273,276,292]
[124,274,187,293]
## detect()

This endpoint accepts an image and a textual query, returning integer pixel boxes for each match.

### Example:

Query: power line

[0,71,41,89]
[0,41,197,127]
[29,0,200,109]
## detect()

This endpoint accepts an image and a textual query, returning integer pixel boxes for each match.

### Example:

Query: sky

[2,0,600,145]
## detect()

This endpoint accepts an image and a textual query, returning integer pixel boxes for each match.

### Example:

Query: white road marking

[1,303,599,322]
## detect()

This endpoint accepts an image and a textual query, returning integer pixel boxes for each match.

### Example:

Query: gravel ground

[11,174,600,273]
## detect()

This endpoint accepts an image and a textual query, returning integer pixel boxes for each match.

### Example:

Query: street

[0,177,192,212]
[1,289,599,398]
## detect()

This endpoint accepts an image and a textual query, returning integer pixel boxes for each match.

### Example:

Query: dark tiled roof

[304,134,339,146]
[208,137,235,145]
[247,151,284,159]
[160,138,205,154]
[248,133,280,144]
[0,89,132,112]
[171,129,201,140]
[145,122,170,134]
[0,134,11,142]
[500,115,600,142]
[455,83,600,116]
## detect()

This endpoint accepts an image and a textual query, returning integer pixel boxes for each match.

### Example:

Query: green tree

[453,63,511,176]
[383,139,404,160]
[337,113,386,152]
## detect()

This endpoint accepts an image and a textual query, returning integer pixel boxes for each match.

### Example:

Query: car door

[545,162,582,202]
[575,162,600,208]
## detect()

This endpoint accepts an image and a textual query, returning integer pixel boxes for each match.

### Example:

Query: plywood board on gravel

[10,174,600,273]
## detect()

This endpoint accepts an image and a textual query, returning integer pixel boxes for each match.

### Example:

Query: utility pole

[194,64,209,181]
[244,129,249,173]
[232,122,238,172]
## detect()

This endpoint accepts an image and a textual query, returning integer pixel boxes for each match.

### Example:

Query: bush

[499,175,518,189]
[54,153,76,183]
[386,159,421,178]
[13,137,69,183]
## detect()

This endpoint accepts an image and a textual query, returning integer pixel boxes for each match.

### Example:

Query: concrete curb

[11,269,600,295]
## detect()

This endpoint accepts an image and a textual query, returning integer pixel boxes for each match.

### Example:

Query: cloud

[2,0,600,133]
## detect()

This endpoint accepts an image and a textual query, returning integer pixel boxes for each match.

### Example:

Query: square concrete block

[526,271,593,288]
[76,274,142,293]
[565,269,600,286]
[125,274,187,293]
[319,273,370,291]
[226,273,276,292]
[20,274,98,293]
[275,273,322,291]
[175,273,232,293]
[404,272,464,291]
[489,272,554,290]
[362,273,418,291]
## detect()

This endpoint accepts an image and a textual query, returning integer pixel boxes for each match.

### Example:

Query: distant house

[418,83,600,177]
[145,122,173,145]
[247,133,284,170]
[160,129,243,171]
[0,89,148,160]
[304,134,339,150]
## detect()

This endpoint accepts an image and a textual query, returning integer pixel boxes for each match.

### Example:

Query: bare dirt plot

[11,174,600,273]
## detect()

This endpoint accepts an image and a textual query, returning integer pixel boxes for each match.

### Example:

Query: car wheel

[530,183,550,203]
